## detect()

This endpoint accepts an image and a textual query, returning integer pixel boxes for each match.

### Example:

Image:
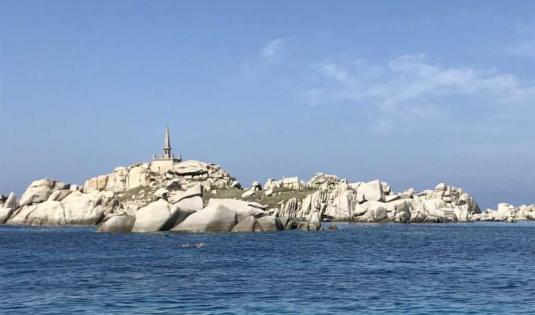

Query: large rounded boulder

[171,205,237,233]
[19,179,66,206]
[208,199,265,221]
[7,191,110,226]
[357,180,385,202]
[132,199,186,233]
[98,215,136,233]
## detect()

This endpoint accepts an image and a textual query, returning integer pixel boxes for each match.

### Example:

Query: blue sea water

[1,222,535,314]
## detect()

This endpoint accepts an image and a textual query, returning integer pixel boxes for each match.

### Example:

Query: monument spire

[152,126,181,166]
[163,126,172,159]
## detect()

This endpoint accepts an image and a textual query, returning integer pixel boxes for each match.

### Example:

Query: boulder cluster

[2,179,114,226]
[1,161,533,233]
[83,160,237,194]
[474,203,535,223]
[254,174,481,223]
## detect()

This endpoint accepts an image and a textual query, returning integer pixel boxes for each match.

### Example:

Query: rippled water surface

[1,222,535,314]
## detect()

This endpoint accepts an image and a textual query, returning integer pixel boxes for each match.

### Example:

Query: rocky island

[1,128,533,233]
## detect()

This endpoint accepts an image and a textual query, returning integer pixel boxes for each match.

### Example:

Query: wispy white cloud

[239,38,289,82]
[304,54,535,132]
[260,38,287,61]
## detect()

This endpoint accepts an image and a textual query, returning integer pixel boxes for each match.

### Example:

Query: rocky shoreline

[1,159,533,233]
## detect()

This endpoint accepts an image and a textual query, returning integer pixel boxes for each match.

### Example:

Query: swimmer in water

[179,242,205,248]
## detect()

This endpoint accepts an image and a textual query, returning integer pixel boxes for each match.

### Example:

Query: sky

[0,0,534,209]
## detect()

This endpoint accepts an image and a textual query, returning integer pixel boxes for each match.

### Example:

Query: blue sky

[1,1,534,209]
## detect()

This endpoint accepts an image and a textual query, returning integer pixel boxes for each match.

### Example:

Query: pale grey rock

[0,192,17,224]
[105,168,128,192]
[98,215,135,233]
[422,199,449,212]
[382,183,392,195]
[353,204,368,217]
[400,188,415,199]
[165,179,182,191]
[308,211,321,231]
[208,199,265,221]
[47,190,72,202]
[285,219,298,230]
[489,203,516,221]
[19,179,57,206]
[385,199,412,223]
[4,192,17,209]
[299,222,310,231]
[154,188,169,200]
[424,215,447,223]
[8,191,110,226]
[175,196,203,212]
[280,197,300,218]
[169,160,209,176]
[126,165,149,190]
[168,184,203,204]
[435,183,447,191]
[454,206,470,222]
[355,202,389,222]
[385,199,411,212]
[516,205,535,221]
[241,189,255,198]
[132,199,183,233]
[280,177,304,190]
[84,175,107,193]
[172,205,237,233]
[231,180,241,189]
[251,181,262,190]
[184,183,203,197]
[278,216,290,229]
[395,209,411,223]
[231,215,262,232]
[373,207,388,221]
[425,209,448,222]
[0,207,13,224]
[265,176,305,191]
[324,187,353,220]
[385,194,400,203]
[357,180,385,202]
[256,216,283,232]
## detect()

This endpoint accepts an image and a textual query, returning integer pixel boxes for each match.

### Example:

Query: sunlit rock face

[83,160,237,194]
[8,190,114,226]
[274,177,482,224]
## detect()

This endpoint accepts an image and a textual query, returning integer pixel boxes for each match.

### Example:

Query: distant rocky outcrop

[474,203,535,222]
[1,159,533,233]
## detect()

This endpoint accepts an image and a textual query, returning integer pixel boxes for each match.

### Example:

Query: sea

[1,222,534,314]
